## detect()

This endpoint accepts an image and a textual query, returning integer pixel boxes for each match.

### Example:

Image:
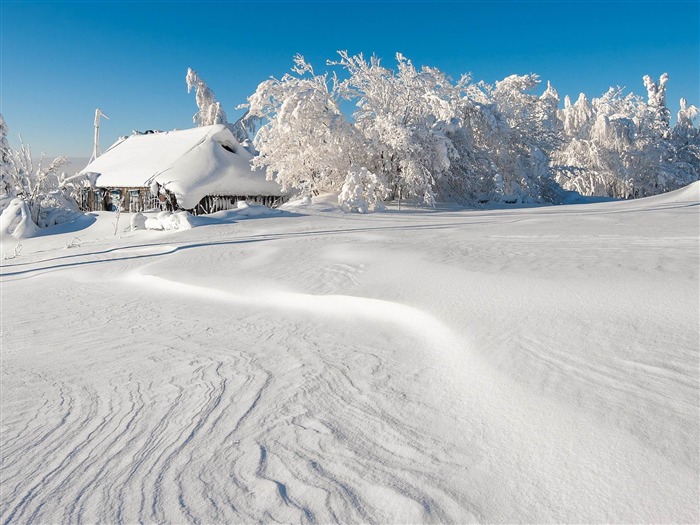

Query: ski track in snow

[1,191,699,523]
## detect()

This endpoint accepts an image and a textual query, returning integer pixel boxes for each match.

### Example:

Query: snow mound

[640,180,700,205]
[0,198,39,239]
[231,200,279,217]
[136,203,283,232]
[280,193,346,213]
[144,211,194,231]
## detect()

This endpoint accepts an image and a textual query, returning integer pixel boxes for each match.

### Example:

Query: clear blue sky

[2,0,698,158]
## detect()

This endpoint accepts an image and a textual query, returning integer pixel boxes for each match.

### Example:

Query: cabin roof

[80,124,281,209]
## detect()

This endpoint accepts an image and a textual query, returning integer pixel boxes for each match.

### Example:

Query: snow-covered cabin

[77,124,283,214]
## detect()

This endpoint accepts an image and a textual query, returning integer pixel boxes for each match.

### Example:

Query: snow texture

[1,183,698,523]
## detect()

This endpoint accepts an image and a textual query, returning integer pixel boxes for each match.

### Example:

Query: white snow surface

[79,125,282,209]
[1,183,699,523]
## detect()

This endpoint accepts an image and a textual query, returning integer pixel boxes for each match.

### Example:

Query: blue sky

[2,0,698,158]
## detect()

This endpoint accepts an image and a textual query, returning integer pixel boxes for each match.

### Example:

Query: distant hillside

[31,156,90,175]
[66,157,90,174]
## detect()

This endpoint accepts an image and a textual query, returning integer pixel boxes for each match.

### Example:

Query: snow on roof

[80,124,281,209]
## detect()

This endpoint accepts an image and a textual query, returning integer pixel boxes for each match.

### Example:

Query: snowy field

[1,185,698,524]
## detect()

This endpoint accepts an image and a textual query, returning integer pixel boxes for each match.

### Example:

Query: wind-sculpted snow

[1,278,481,523]
[1,190,698,523]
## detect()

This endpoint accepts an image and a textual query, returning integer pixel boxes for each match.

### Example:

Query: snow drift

[1,185,698,523]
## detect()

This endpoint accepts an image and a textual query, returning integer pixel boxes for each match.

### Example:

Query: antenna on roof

[90,108,109,163]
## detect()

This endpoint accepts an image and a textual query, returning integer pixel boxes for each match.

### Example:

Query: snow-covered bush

[338,166,389,213]
[0,114,80,238]
[34,190,81,228]
[0,197,39,238]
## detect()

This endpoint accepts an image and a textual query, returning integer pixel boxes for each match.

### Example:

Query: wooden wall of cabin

[78,187,165,213]
[190,195,286,215]
[78,189,285,215]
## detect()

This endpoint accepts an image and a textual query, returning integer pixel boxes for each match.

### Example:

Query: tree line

[232,53,697,211]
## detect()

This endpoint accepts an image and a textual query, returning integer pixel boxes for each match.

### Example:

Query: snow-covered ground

[1,185,698,523]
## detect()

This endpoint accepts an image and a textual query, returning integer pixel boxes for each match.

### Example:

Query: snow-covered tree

[562,93,595,137]
[676,98,700,134]
[186,68,258,144]
[493,76,562,200]
[246,55,361,198]
[643,73,671,133]
[243,55,697,208]
[333,51,465,205]
[1,113,13,200]
[552,73,700,198]
[186,68,228,127]
[553,87,639,197]
[667,98,700,187]
[447,75,564,204]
